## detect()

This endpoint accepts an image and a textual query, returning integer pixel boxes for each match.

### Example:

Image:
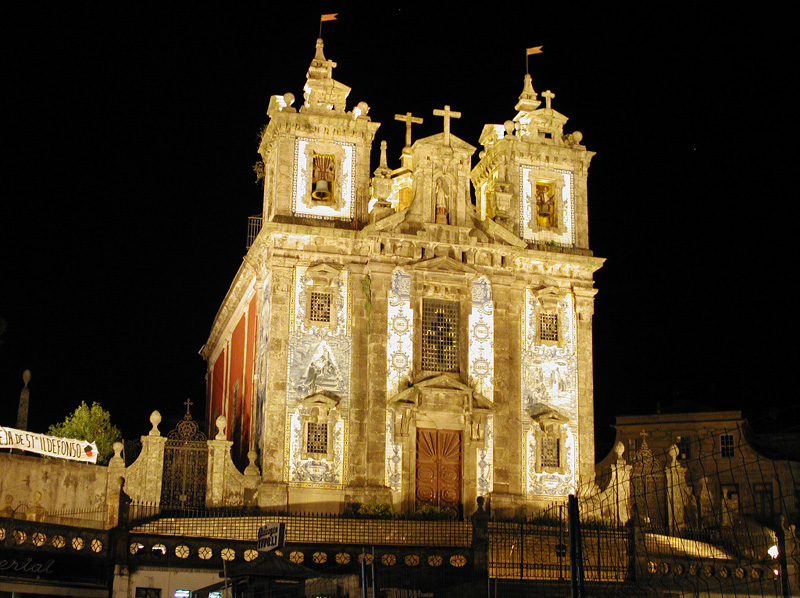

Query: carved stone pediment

[305,263,342,279]
[413,372,472,391]
[528,402,569,429]
[299,391,340,416]
[408,256,476,275]
[388,374,494,441]
[414,132,477,154]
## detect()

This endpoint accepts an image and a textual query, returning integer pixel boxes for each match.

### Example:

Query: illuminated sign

[257,522,286,552]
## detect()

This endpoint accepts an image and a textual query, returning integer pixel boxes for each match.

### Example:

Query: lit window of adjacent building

[422,299,459,373]
[309,292,332,322]
[135,589,161,598]
[720,434,735,458]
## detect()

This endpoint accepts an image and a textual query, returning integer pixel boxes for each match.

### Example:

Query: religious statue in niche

[434,174,450,224]
[534,180,557,228]
[311,153,336,202]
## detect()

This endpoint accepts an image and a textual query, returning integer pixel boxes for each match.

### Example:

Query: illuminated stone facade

[201,39,604,517]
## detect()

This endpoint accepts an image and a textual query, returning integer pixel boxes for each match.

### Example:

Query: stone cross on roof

[184,398,194,417]
[542,90,555,111]
[395,112,423,147]
[433,105,461,145]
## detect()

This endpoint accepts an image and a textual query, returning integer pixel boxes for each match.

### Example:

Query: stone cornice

[202,220,604,358]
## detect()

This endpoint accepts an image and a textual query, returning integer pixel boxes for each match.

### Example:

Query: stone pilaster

[262,265,292,486]
[123,411,167,504]
[574,286,598,484]
[105,441,126,528]
[206,415,245,507]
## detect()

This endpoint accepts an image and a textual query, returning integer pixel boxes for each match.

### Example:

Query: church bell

[312,179,332,201]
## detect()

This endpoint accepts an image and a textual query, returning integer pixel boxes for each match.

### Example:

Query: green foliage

[355,502,398,520]
[527,512,564,526]
[47,401,121,464]
[411,505,452,521]
[580,516,614,530]
[253,161,265,182]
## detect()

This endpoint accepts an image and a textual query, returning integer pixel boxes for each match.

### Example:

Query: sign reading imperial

[0,426,98,463]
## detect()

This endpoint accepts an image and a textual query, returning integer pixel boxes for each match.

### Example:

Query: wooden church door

[415,428,462,518]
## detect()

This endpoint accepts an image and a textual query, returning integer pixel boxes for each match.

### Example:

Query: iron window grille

[422,299,460,373]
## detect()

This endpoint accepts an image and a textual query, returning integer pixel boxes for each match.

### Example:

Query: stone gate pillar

[123,411,166,504]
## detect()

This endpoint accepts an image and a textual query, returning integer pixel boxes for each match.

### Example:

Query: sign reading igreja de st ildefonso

[0,426,98,463]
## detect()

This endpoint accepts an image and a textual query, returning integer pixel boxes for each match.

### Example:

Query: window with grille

[539,313,558,341]
[422,299,459,372]
[306,422,328,455]
[309,292,332,323]
[720,434,735,458]
[540,437,560,468]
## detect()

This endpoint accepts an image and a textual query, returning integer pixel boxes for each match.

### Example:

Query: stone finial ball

[113,441,123,454]
[283,92,295,106]
[215,415,227,439]
[149,411,162,435]
[504,120,515,135]
[572,131,583,144]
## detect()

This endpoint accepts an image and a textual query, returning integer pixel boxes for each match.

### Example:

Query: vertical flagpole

[526,46,543,76]
[319,13,338,39]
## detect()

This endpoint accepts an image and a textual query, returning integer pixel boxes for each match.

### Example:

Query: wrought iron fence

[127,503,472,547]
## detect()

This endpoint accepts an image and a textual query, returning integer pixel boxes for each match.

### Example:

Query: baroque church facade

[200,39,604,517]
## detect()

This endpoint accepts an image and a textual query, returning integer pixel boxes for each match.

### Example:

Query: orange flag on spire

[526,46,543,55]
[321,13,338,22]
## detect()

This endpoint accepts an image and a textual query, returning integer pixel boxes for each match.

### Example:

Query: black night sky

[2,5,796,459]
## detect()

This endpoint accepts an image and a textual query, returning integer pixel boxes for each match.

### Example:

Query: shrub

[411,505,452,520]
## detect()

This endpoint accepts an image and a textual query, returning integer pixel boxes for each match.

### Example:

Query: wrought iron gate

[160,404,208,509]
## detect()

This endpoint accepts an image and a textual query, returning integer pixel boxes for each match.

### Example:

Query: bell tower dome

[257,39,380,226]
[471,74,594,249]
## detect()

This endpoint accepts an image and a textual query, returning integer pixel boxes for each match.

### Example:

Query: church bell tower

[202,39,604,518]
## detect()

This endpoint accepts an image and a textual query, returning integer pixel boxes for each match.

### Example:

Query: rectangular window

[306,422,328,454]
[309,292,332,322]
[720,434,735,458]
[721,484,739,526]
[539,313,559,341]
[135,589,161,598]
[422,299,459,372]
[540,437,560,468]
[753,483,774,522]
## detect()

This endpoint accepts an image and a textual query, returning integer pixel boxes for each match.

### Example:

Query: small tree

[48,401,122,464]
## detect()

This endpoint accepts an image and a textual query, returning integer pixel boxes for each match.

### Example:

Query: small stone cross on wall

[541,90,555,110]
